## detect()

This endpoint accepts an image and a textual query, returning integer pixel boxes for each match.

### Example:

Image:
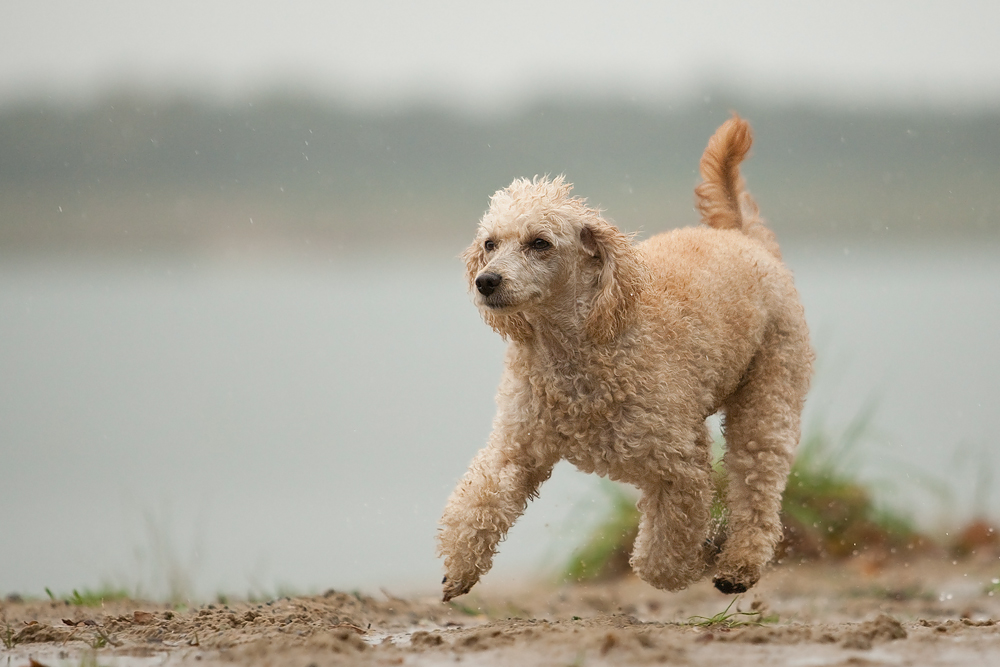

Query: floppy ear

[462,238,533,342]
[580,221,646,344]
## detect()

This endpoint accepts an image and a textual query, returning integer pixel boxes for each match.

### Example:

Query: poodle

[438,115,813,601]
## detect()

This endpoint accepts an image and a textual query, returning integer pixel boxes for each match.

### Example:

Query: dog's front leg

[437,428,554,601]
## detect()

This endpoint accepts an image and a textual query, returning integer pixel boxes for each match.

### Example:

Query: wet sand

[4,555,1000,666]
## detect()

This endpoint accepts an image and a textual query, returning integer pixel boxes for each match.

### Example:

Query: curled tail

[695,115,781,259]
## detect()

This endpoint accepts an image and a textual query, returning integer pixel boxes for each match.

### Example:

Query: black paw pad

[713,577,749,595]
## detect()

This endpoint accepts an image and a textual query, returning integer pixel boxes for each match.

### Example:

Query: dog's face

[464,177,595,316]
[467,210,584,314]
[464,176,646,343]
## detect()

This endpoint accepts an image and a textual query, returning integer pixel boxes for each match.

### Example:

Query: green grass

[45,586,131,607]
[562,480,641,582]
[686,596,773,628]
[562,407,925,582]
[779,406,923,560]
[2,621,14,649]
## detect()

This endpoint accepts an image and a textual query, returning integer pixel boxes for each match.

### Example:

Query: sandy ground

[5,555,1000,666]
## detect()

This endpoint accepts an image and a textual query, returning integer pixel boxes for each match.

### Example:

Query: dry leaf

[133,610,155,624]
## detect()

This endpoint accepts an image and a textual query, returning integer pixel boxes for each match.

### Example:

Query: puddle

[3,647,171,667]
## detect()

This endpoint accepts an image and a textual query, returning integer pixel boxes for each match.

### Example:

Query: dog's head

[463,176,646,344]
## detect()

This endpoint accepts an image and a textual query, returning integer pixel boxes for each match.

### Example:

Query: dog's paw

[712,568,761,595]
[712,576,751,595]
[712,556,762,595]
[441,575,475,602]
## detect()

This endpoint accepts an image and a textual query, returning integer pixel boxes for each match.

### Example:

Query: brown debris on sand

[3,557,1000,666]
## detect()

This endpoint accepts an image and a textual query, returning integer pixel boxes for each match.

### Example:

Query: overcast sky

[2,0,1000,111]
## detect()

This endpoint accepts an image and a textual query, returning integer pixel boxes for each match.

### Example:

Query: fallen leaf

[133,610,155,624]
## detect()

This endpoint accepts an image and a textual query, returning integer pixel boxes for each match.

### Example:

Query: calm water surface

[1,243,998,599]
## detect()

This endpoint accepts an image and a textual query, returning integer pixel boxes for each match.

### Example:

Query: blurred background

[1,0,998,601]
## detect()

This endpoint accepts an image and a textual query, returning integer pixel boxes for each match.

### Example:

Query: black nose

[475,272,502,296]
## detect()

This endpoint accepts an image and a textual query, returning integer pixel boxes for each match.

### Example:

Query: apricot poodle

[438,115,813,601]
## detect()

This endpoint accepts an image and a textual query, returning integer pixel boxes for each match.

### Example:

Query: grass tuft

[561,406,927,582]
[562,480,640,582]
[2,620,15,649]
[778,407,925,560]
[686,596,769,628]
[43,586,131,607]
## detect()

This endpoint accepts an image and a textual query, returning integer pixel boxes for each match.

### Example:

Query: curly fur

[438,115,814,601]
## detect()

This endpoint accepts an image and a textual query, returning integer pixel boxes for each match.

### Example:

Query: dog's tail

[695,114,781,259]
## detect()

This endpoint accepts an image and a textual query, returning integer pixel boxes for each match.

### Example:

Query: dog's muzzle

[475,272,502,296]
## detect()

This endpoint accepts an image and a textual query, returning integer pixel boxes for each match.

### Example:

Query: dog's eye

[484,239,496,252]
[530,238,551,251]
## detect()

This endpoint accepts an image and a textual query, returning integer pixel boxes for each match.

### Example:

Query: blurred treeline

[1,91,997,255]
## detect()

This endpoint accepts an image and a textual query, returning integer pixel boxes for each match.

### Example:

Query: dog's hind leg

[715,323,811,594]
[629,425,714,591]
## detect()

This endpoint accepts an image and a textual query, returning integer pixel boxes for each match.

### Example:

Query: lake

[1,241,998,600]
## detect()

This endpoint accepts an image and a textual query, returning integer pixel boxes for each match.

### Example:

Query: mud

[4,556,1000,666]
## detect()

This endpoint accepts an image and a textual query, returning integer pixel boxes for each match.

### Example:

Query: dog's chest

[528,364,623,416]
[526,366,655,476]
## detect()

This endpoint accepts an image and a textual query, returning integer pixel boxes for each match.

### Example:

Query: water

[1,242,998,599]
